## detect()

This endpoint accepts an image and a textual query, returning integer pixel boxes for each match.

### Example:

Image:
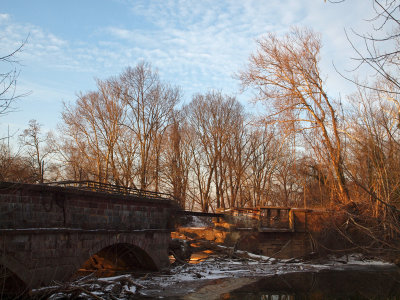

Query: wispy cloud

[1,0,376,106]
[0,13,10,22]
[101,0,320,97]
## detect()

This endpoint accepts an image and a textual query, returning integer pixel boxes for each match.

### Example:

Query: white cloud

[0,13,10,22]
[102,0,315,97]
[1,0,381,107]
[106,27,134,40]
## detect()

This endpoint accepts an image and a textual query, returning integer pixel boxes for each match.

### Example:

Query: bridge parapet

[0,181,177,231]
[45,180,174,201]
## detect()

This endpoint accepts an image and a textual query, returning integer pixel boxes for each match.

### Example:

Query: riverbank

[32,252,398,299]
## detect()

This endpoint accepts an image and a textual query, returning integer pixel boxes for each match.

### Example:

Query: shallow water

[30,257,400,299]
[223,267,400,300]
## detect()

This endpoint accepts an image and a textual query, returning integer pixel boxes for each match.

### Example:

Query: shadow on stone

[78,243,158,277]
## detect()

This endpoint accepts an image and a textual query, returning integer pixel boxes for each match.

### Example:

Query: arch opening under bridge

[78,242,158,276]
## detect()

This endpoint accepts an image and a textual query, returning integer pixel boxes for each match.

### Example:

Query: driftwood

[30,239,280,299]
[170,249,189,265]
[190,239,272,262]
[169,238,192,263]
[31,274,143,299]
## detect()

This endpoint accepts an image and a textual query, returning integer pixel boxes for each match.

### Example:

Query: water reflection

[224,267,400,299]
[261,296,293,300]
[189,250,214,264]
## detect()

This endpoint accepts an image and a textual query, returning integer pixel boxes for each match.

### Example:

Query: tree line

[1,0,400,255]
[0,2,399,221]
[2,44,399,216]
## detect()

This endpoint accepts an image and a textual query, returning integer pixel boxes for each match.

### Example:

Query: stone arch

[0,256,29,296]
[75,233,161,276]
[80,243,158,274]
[0,253,31,288]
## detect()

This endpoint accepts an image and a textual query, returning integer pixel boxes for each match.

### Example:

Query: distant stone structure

[175,207,335,259]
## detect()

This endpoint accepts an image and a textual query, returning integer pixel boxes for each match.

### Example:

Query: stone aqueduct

[0,181,178,289]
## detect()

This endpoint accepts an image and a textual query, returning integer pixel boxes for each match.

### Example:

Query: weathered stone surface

[0,182,178,289]
[174,209,337,259]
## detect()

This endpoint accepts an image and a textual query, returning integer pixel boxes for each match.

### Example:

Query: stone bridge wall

[0,182,175,230]
[0,182,178,289]
[1,230,170,288]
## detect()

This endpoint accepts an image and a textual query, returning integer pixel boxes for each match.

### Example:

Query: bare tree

[183,91,245,211]
[120,62,180,191]
[0,39,29,122]
[329,1,400,130]
[0,142,36,183]
[296,155,331,208]
[19,119,55,183]
[61,78,126,184]
[347,84,400,211]
[60,62,180,191]
[240,27,349,203]
[273,144,302,207]
[223,117,250,209]
[342,1,400,93]
[161,114,192,208]
[244,126,279,207]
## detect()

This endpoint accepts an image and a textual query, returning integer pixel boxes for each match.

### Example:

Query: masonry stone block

[0,182,177,290]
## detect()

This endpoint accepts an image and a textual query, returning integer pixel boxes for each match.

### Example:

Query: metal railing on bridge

[44,180,175,202]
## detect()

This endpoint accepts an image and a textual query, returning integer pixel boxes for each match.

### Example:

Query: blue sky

[1,0,373,137]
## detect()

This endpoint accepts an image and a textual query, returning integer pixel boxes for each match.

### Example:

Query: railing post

[266,208,271,227]
[289,209,294,231]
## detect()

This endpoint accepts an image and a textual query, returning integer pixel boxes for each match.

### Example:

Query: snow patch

[183,216,212,228]
[35,250,397,299]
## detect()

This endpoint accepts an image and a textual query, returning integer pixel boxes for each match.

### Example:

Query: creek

[223,266,400,300]
[131,264,400,299]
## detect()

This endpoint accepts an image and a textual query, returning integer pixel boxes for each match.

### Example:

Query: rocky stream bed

[30,248,400,300]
